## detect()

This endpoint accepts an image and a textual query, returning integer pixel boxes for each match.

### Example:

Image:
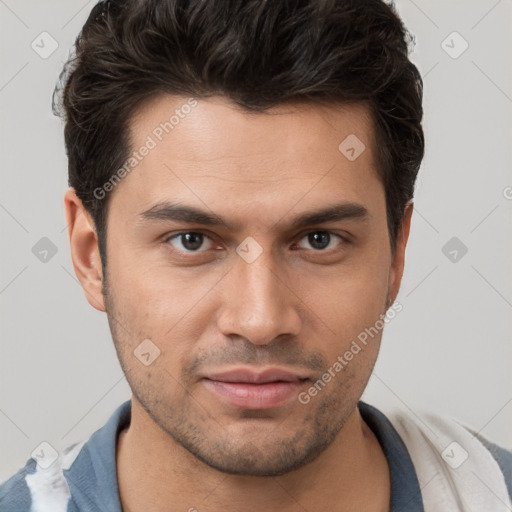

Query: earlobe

[64,187,106,312]
[387,201,414,307]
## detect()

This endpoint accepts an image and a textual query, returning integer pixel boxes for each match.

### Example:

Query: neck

[116,397,390,512]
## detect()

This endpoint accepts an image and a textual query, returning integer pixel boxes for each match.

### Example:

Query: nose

[215,248,302,346]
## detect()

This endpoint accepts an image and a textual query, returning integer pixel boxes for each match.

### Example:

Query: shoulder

[0,460,34,512]
[379,403,512,502]
[466,429,512,497]
[0,400,131,512]
[0,441,84,512]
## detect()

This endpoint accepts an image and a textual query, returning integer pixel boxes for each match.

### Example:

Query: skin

[65,95,413,512]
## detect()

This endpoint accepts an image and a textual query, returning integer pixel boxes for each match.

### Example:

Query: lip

[204,368,310,384]
[201,367,310,409]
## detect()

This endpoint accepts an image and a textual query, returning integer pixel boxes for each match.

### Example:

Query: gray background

[1,0,511,481]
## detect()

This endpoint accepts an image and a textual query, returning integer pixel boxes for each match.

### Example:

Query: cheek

[294,253,390,336]
[107,255,223,363]
[109,245,195,314]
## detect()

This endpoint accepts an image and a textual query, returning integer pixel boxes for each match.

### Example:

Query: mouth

[201,367,310,410]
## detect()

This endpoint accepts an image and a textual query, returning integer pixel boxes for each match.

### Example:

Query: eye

[295,231,345,251]
[165,232,214,253]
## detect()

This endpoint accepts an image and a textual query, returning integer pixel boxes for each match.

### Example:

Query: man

[1,0,511,511]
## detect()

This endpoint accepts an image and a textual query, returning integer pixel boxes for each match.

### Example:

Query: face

[74,95,410,476]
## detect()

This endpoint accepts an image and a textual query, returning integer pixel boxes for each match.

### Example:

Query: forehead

[109,95,384,225]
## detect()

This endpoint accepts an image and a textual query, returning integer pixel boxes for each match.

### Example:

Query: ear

[64,187,106,312]
[387,201,413,307]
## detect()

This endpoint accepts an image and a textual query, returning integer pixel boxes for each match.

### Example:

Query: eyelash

[162,230,348,256]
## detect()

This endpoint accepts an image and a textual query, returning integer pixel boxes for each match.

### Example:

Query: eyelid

[163,231,208,242]
[164,231,216,250]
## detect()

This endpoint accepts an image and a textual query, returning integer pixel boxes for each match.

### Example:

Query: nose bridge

[217,241,302,345]
[241,257,283,317]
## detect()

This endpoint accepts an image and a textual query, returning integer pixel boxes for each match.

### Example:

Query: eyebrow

[137,200,370,231]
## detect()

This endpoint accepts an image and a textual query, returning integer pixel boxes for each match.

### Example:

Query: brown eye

[166,232,213,252]
[297,231,343,251]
